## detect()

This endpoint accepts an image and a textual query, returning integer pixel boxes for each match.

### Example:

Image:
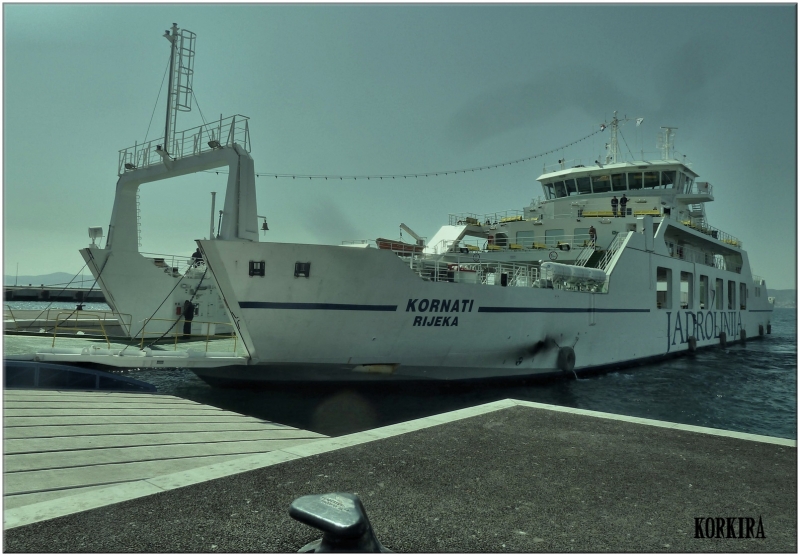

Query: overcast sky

[3,3,797,289]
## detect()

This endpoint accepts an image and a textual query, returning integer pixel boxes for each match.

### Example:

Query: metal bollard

[289,492,391,553]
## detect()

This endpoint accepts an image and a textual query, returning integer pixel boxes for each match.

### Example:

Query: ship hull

[196,232,773,384]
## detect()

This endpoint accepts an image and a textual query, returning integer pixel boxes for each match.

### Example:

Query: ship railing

[677,220,741,248]
[407,256,540,287]
[4,305,19,330]
[752,275,765,286]
[431,233,594,254]
[138,317,238,352]
[448,210,525,226]
[540,150,692,174]
[51,312,116,348]
[665,241,729,270]
[597,232,627,272]
[7,307,132,334]
[140,251,210,275]
[118,115,251,175]
[686,181,714,197]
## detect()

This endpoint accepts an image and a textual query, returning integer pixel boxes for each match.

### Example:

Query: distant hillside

[769,289,796,309]
[4,273,92,287]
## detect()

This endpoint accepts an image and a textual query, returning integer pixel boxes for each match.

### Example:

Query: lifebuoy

[557,346,576,373]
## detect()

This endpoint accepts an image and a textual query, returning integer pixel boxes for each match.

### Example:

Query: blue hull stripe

[240,301,397,311]
[478,307,651,313]
[748,309,774,313]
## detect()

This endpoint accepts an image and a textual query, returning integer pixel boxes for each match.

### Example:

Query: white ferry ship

[77,25,773,384]
[194,114,774,385]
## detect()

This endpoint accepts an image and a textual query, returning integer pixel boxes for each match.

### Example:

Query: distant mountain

[4,273,95,288]
[768,289,796,309]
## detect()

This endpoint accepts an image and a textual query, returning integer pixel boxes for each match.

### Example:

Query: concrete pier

[4,285,106,302]
[4,399,795,552]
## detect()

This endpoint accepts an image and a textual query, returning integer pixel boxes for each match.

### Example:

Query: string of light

[203,127,604,180]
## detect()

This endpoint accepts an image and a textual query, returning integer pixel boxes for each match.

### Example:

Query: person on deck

[589,225,597,247]
[620,194,629,217]
[191,248,203,266]
[611,196,619,217]
[182,300,195,338]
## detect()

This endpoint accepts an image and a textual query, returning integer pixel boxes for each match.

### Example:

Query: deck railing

[449,210,525,226]
[678,220,741,248]
[52,312,112,348]
[138,317,237,352]
[118,115,250,175]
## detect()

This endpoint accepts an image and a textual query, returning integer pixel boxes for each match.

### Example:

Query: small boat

[375,238,424,254]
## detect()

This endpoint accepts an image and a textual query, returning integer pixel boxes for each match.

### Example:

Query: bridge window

[543,183,554,199]
[564,178,578,196]
[575,176,591,194]
[628,172,644,190]
[554,181,567,198]
[611,174,627,191]
[661,170,676,188]
[591,175,611,193]
[643,171,659,188]
[656,267,671,309]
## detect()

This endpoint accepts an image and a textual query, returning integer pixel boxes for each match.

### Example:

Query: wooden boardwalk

[3,389,326,510]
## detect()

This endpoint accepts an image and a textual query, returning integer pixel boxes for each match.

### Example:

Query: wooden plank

[5,415,278,426]
[7,408,236,417]
[5,438,318,472]
[3,390,326,505]
[5,429,324,452]
[4,454,260,495]
[4,422,299,438]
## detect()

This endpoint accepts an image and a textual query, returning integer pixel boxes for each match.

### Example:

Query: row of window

[657,268,752,310]
[543,170,694,199]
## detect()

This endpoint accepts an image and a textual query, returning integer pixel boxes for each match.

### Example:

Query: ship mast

[163,23,178,155]
[605,111,620,165]
[161,23,195,156]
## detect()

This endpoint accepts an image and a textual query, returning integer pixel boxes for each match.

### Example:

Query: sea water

[115,308,796,439]
[6,301,795,439]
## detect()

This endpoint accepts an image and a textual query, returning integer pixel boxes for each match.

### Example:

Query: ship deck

[4,399,795,552]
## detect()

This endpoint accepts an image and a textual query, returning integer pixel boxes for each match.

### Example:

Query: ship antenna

[660,126,677,160]
[605,111,620,164]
